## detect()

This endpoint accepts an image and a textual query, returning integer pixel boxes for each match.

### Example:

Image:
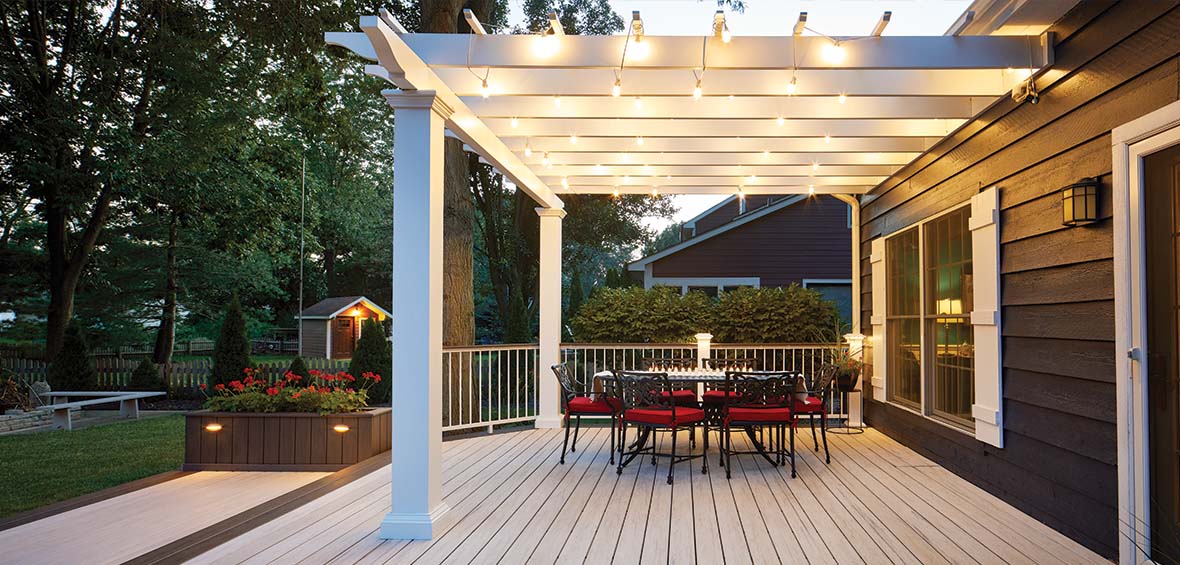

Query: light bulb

[635,136,644,146]
[629,37,650,60]
[812,162,820,171]
[622,152,631,162]
[824,134,831,144]
[524,144,532,157]
[693,79,702,99]
[787,76,798,96]
[612,78,621,97]
[623,175,630,183]
[510,117,518,128]
[553,95,561,107]
[721,28,731,43]
[612,188,621,198]
[594,164,604,173]
[569,134,578,145]
[838,93,847,104]
[542,152,551,167]
[561,177,569,188]
[808,184,816,195]
[633,96,643,109]
[651,187,659,197]
[822,42,846,64]
[533,33,559,58]
[728,94,735,101]
[776,116,785,126]
[738,190,745,200]
[748,174,757,183]
[480,79,490,99]
[762,150,770,159]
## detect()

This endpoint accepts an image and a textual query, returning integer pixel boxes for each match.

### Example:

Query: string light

[510,117,519,128]
[622,152,631,162]
[776,116,785,126]
[532,32,560,58]
[561,177,569,188]
[634,96,643,109]
[612,78,622,97]
[728,94,735,101]
[693,79,702,99]
[635,136,644,146]
[822,41,846,64]
[748,174,757,183]
[762,150,770,159]
[480,78,491,99]
[808,184,816,195]
[824,134,831,144]
[787,76,798,96]
[738,188,745,200]
[594,164,605,173]
[569,134,578,145]
[612,188,620,198]
[553,95,562,107]
[812,162,820,171]
[524,141,532,157]
[651,187,659,197]
[542,152,551,167]
[722,27,732,43]
[838,93,847,104]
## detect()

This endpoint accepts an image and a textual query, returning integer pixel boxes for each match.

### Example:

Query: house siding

[858,2,1180,558]
[652,195,851,287]
[691,195,784,234]
[301,320,328,359]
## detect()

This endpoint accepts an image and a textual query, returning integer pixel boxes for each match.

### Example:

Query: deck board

[27,424,1096,565]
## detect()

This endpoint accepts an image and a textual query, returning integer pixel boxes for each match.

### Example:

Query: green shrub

[127,359,165,391]
[211,295,252,387]
[349,318,391,403]
[287,356,311,379]
[570,286,714,343]
[48,322,97,391]
[710,285,840,343]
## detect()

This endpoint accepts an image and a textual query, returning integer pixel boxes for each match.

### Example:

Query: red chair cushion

[792,396,825,413]
[659,389,699,404]
[567,396,620,415]
[726,406,794,423]
[624,407,706,426]
[701,390,740,404]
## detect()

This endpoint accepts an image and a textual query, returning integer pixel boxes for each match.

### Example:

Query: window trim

[881,201,976,436]
[646,276,760,296]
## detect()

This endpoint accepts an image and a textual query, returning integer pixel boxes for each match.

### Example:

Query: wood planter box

[183,408,391,471]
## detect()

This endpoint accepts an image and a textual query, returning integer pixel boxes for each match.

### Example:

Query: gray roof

[300,296,390,319]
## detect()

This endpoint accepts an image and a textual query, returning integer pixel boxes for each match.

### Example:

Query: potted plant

[184,367,391,471]
[830,348,864,393]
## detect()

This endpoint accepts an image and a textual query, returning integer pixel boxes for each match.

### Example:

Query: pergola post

[381,90,451,540]
[535,207,566,429]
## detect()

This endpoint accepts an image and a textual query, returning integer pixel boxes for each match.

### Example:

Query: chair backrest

[722,371,801,410]
[612,370,675,413]
[808,364,840,403]
[551,363,582,405]
[639,357,695,371]
[704,357,761,371]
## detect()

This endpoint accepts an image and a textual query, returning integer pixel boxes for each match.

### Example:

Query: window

[885,206,975,430]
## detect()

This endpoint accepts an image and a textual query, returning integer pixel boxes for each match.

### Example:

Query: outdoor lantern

[1062,178,1100,226]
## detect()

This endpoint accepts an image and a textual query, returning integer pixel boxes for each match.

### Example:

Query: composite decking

[187,427,1108,564]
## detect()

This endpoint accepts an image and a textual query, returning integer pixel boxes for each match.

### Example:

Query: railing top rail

[559,342,839,348]
[442,343,539,352]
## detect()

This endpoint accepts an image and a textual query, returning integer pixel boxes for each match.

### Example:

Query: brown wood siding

[652,195,851,287]
[691,195,785,234]
[858,2,1180,557]
[300,320,327,358]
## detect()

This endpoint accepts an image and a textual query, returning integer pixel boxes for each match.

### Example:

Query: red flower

[266,387,279,396]
[230,380,245,392]
[199,383,207,390]
[292,392,302,399]
[214,383,226,392]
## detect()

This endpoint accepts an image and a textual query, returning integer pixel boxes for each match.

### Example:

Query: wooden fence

[0,357,351,390]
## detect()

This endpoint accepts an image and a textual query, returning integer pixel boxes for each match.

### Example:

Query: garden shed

[298,296,390,359]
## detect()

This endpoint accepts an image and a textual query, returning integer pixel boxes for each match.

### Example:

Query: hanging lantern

[1061,178,1100,226]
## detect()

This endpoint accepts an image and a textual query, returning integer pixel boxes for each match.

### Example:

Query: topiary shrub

[349,318,391,403]
[212,295,253,387]
[48,321,98,391]
[287,356,311,380]
[127,358,165,391]
[710,285,840,343]
[570,286,714,343]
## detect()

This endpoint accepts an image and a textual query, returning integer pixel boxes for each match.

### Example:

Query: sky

[505,0,975,233]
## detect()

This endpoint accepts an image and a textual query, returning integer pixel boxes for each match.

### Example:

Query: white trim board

[628,195,807,271]
[301,297,393,320]
[1111,98,1180,565]
[645,277,760,293]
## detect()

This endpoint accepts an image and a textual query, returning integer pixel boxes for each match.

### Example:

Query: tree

[128,359,165,392]
[288,357,311,380]
[47,322,97,391]
[349,318,392,403]
[212,295,252,386]
[643,222,684,256]
[568,264,586,320]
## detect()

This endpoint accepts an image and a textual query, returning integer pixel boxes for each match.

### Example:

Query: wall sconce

[1062,178,1100,226]
[205,423,223,432]
[333,424,350,433]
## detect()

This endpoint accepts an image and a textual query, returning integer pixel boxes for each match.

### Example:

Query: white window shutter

[870,238,887,401]
[969,187,1003,448]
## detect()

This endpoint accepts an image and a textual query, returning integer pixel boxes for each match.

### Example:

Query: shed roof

[300,296,392,320]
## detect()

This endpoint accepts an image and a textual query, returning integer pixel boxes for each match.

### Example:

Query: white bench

[41,391,165,431]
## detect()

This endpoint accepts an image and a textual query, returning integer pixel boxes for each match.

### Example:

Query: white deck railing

[441,343,539,433]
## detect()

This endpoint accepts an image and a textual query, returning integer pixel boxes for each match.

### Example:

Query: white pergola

[325,9,1051,540]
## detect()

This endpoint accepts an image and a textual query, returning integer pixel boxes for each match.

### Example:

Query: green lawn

[0,415,185,518]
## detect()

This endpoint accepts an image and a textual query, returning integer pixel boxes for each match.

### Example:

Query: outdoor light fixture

[838,93,847,104]
[1062,178,1100,226]
[510,117,518,128]
[553,95,561,107]
[824,134,831,144]
[542,152,551,167]
[333,424,350,433]
[787,76,798,96]
[628,12,648,59]
[480,78,491,99]
[776,116,785,126]
[693,79,702,99]
[635,136,644,146]
[822,41,846,64]
[205,423,223,432]
[569,134,577,145]
[523,142,532,157]
[633,96,643,109]
[612,78,621,97]
[808,184,816,195]
[561,177,569,188]
[713,11,731,43]
[612,188,621,198]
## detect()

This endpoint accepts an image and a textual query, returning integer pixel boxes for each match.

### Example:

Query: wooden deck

[187,427,1109,564]
[0,470,328,565]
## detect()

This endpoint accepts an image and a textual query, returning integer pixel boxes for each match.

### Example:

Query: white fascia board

[683,196,737,229]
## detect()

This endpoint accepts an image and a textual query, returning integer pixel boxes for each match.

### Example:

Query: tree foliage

[212,296,253,387]
[349,318,391,403]
[48,322,97,391]
[710,286,840,343]
[128,359,165,392]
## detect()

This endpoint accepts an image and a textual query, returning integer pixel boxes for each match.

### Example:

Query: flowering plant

[200,367,382,415]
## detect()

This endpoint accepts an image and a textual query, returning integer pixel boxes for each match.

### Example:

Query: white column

[380,90,451,540]
[695,333,713,368]
[535,207,566,429]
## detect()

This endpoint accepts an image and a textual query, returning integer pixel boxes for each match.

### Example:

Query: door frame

[1113,99,1180,565]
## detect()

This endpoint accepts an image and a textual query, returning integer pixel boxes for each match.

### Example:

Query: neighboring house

[628,194,853,320]
[298,296,391,359]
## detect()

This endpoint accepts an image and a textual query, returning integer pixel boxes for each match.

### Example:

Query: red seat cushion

[792,396,825,413]
[659,389,699,404]
[726,406,794,423]
[701,390,740,404]
[567,396,620,414]
[624,407,706,426]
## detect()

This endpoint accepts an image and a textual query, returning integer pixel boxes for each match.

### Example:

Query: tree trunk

[153,211,179,365]
[45,186,113,360]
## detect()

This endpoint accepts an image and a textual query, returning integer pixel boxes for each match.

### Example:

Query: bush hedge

[349,319,391,403]
[570,285,839,343]
[211,295,252,387]
[127,359,165,391]
[48,322,98,391]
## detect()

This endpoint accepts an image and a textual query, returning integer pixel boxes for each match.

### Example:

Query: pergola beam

[519,151,920,166]
[402,33,1050,70]
[547,175,880,187]
[565,185,873,195]
[460,95,992,120]
[540,164,898,177]
[489,118,963,138]
[506,136,939,153]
